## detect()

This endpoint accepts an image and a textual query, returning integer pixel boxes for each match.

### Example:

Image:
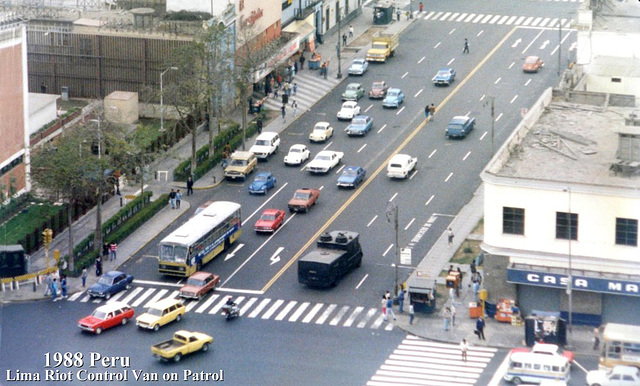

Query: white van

[504,351,571,385]
[249,132,280,160]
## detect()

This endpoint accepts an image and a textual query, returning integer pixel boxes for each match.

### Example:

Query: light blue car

[346,115,373,136]
[337,166,366,188]
[383,88,404,108]
[249,172,276,194]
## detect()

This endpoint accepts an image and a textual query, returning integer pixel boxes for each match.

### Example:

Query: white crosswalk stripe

[68,286,396,330]
[367,336,499,386]
[418,12,573,28]
[261,70,340,114]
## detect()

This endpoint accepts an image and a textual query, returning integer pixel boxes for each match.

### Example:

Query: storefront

[282,13,317,53]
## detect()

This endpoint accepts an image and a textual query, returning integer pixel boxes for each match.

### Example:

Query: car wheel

[153,324,159,332]
[126,284,131,290]
[176,314,182,322]
[121,318,128,326]
[197,294,202,301]
[173,354,182,363]
[95,327,102,335]
[105,293,111,300]
[289,208,294,213]
[201,343,210,352]
[512,377,522,385]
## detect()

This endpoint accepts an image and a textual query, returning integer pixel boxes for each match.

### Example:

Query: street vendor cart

[406,274,437,314]
[308,52,322,70]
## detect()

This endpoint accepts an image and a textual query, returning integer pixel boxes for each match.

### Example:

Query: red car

[523,56,544,73]
[254,209,286,233]
[288,188,321,213]
[78,302,135,335]
[369,81,388,99]
[179,272,220,300]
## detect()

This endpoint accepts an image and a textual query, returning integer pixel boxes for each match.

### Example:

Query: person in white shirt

[460,339,469,362]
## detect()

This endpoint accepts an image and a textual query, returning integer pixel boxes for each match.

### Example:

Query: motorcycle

[222,304,239,320]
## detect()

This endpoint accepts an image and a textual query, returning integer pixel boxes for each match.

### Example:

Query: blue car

[337,166,366,188]
[383,88,404,108]
[87,271,134,299]
[446,116,476,138]
[249,171,276,194]
[432,68,456,86]
[346,115,373,137]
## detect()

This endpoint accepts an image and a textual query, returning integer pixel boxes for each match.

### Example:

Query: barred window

[556,212,578,240]
[616,218,638,246]
[503,207,524,235]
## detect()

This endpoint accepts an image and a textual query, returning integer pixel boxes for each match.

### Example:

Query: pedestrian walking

[292,101,298,117]
[382,295,388,320]
[342,33,347,46]
[593,327,600,350]
[109,242,117,261]
[51,278,59,302]
[293,82,297,95]
[451,303,456,326]
[176,189,182,209]
[425,104,431,119]
[463,38,470,54]
[409,302,415,325]
[447,227,454,246]
[186,176,194,196]
[473,281,481,302]
[443,307,452,331]
[291,64,296,78]
[386,297,396,320]
[169,189,177,209]
[281,103,286,122]
[96,256,102,277]
[460,339,469,361]
[44,273,52,296]
[61,275,68,298]
[419,2,424,12]
[470,260,477,275]
[429,103,436,120]
[82,268,87,287]
[349,25,354,38]
[457,267,464,293]
[299,54,305,70]
[273,88,279,99]
[102,241,110,260]
[385,290,391,300]
[396,7,401,21]
[398,289,405,313]
[257,117,263,133]
[476,317,486,340]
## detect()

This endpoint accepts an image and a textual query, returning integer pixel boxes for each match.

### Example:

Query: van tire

[512,378,522,385]
[176,314,182,322]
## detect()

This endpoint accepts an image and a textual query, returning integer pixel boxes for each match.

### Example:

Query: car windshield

[91,310,108,319]
[260,214,277,221]
[387,91,398,97]
[314,125,327,131]
[372,43,387,50]
[186,278,204,287]
[317,155,331,161]
[347,85,358,91]
[525,57,538,64]
[290,148,302,153]
[438,70,450,76]
[294,192,310,200]
[449,124,463,130]
[97,277,113,286]
[352,118,367,125]
[230,159,247,166]
[255,140,269,146]
[372,83,383,90]
[353,60,364,65]
[255,175,268,181]
[146,308,163,317]
[344,169,359,177]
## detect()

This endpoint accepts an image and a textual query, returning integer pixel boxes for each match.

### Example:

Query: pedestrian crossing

[260,69,342,114]
[414,10,573,28]
[367,335,499,386]
[66,286,394,331]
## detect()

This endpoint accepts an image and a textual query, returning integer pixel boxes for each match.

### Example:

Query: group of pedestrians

[381,288,415,324]
[102,241,118,262]
[169,189,182,209]
[43,271,67,302]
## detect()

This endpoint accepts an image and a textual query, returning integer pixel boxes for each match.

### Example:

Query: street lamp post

[483,95,495,156]
[336,9,342,79]
[565,187,573,338]
[160,67,178,131]
[386,202,399,297]
[558,20,562,77]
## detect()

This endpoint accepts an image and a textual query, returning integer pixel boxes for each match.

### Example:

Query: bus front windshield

[160,244,189,264]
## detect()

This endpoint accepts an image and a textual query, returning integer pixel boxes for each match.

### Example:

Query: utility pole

[386,202,399,297]
[565,187,573,338]
[336,8,342,79]
[160,67,178,131]
[558,20,562,77]
[483,95,495,156]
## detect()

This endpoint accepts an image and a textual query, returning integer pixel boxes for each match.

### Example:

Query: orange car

[523,56,544,73]
[288,188,320,213]
[179,272,220,300]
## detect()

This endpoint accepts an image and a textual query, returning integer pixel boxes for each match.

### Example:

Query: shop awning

[283,20,316,42]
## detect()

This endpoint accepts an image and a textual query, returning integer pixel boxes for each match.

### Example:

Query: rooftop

[591,0,640,33]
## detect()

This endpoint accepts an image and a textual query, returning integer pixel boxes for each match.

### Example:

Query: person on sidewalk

[398,290,405,313]
[342,33,347,47]
[96,256,102,277]
[449,286,456,303]
[450,303,456,326]
[382,295,388,320]
[447,227,454,246]
[463,38,470,54]
[443,307,452,331]
[409,302,415,325]
[473,280,481,302]
[292,101,298,117]
[386,297,396,321]
[44,273,52,296]
[102,242,110,261]
[429,104,436,120]
[293,82,297,95]
[593,327,600,350]
[476,317,486,340]
[457,267,464,295]
[169,189,177,209]
[281,104,286,122]
[460,339,469,361]
[51,278,59,302]
[109,242,117,261]
[385,290,391,300]
[186,176,194,196]
[349,25,354,38]
[176,189,182,209]
[419,2,424,12]
[396,7,401,21]
[299,54,305,70]
[82,268,87,287]
[61,275,68,298]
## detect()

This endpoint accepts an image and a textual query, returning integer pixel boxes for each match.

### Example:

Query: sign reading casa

[507,268,640,296]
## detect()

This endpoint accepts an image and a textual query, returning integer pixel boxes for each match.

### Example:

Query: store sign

[507,268,640,297]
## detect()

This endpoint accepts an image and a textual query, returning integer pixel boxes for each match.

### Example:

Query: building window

[616,218,638,246]
[556,212,578,240]
[503,207,524,235]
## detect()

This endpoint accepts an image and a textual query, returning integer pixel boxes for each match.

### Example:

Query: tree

[109,123,157,199]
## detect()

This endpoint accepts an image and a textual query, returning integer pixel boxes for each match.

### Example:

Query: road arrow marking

[512,38,522,48]
[270,247,284,265]
[225,243,245,261]
[569,42,577,51]
[540,40,550,49]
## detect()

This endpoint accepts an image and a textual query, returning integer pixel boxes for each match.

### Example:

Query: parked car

[523,56,544,73]
[77,302,135,335]
[369,81,389,99]
[151,331,213,363]
[87,271,134,299]
[337,166,366,188]
[179,272,220,300]
[224,151,257,180]
[306,150,344,174]
[446,116,476,139]
[249,132,280,160]
[383,88,404,108]
[346,115,373,137]
[249,171,276,194]
[337,101,361,121]
[284,144,310,166]
[288,188,321,213]
[587,365,640,386]
[254,209,286,233]
[348,58,368,75]
[342,83,364,101]
[387,154,417,179]
[309,122,334,143]
[136,298,186,332]
[432,68,456,85]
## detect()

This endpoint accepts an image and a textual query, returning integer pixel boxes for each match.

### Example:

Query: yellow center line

[261,27,518,293]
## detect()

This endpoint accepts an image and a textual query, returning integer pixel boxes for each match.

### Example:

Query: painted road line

[288,302,310,322]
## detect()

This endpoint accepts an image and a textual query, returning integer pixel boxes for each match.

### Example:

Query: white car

[306,150,344,174]
[284,144,310,166]
[337,101,361,121]
[249,132,280,160]
[348,58,368,75]
[309,122,334,143]
[387,154,417,179]
[587,365,640,386]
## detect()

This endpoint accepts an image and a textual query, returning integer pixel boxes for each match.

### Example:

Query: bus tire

[512,378,522,385]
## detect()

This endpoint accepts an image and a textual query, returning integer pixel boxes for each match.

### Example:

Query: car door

[203,276,213,294]
[357,85,364,99]
[109,309,122,328]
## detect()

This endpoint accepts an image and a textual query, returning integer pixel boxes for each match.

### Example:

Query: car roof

[255,171,272,177]
[352,115,369,120]
[189,271,214,280]
[390,154,413,162]
[439,68,453,72]
[450,116,470,123]
[509,352,569,365]
[230,151,255,159]
[532,343,560,353]
[525,55,539,60]
[315,121,330,127]
[104,271,123,278]
[347,83,361,87]
[95,302,130,313]
[256,131,278,140]
[262,208,283,215]
[353,58,365,63]
[290,144,306,150]
[297,187,317,192]
[149,297,183,309]
[373,81,385,85]
[387,88,401,92]
[317,150,335,156]
[343,101,358,106]
[610,365,640,374]
[344,166,363,171]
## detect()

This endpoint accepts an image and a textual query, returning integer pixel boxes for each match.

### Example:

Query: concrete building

[0,14,30,198]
